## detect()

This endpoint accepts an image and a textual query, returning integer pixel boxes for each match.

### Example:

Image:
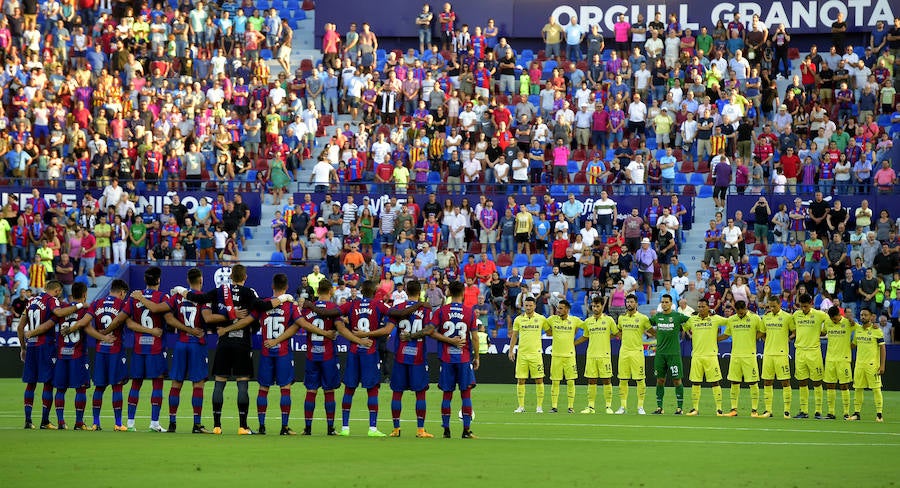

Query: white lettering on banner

[549,1,894,32]
[0,192,79,208]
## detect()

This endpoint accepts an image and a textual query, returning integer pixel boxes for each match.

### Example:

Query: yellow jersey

[792,309,827,351]
[853,325,885,365]
[582,314,619,358]
[725,313,763,358]
[617,312,651,354]
[546,315,584,358]
[683,314,728,357]
[824,316,857,362]
[760,311,795,357]
[513,312,550,356]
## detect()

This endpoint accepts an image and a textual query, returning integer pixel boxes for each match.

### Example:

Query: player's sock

[55,388,66,425]
[257,388,269,428]
[341,387,355,428]
[587,383,597,408]
[280,388,292,428]
[656,384,664,408]
[150,378,164,423]
[75,388,87,426]
[691,385,701,411]
[127,379,143,426]
[112,385,124,426]
[730,384,740,411]
[854,388,864,413]
[619,383,630,410]
[566,380,576,410]
[874,388,883,414]
[212,381,225,428]
[782,386,792,414]
[675,384,684,409]
[749,384,759,412]
[304,391,317,429]
[841,389,851,416]
[550,381,560,409]
[536,382,545,408]
[764,385,774,412]
[41,383,53,425]
[168,385,182,425]
[813,385,823,414]
[415,390,426,429]
[712,385,723,411]
[636,380,646,409]
[324,391,336,430]
[799,385,809,413]
[603,384,613,408]
[24,382,36,424]
[826,388,837,416]
[391,391,402,429]
[191,385,203,426]
[92,386,105,426]
[366,387,379,429]
[237,380,250,429]
[516,383,526,409]
[461,389,473,430]
[441,391,452,428]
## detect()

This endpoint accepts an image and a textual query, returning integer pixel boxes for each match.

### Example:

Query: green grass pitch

[1,379,898,486]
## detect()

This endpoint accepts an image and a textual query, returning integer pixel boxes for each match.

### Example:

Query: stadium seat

[769,243,784,257]
[269,252,286,266]
[654,149,666,160]
[635,291,648,305]
[75,275,89,285]
[682,184,696,197]
[689,173,706,186]
[697,185,713,198]
[646,138,657,150]
[105,264,121,277]
[679,160,694,173]
[567,160,580,174]
[605,149,615,160]
[749,255,759,270]
[674,173,688,188]
[512,253,530,268]
[877,114,891,127]
[260,49,273,60]
[770,281,782,295]
[257,0,270,9]
[531,254,547,268]
[549,185,566,196]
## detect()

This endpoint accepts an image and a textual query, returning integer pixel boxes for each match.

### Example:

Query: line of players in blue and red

[17,271,481,439]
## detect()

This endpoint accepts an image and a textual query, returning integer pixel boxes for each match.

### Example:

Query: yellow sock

[826,388,837,415]
[587,383,597,408]
[799,386,809,413]
[841,389,851,416]
[764,385,774,412]
[603,384,613,408]
[566,380,576,410]
[536,382,545,408]
[517,383,526,408]
[783,387,792,414]
[619,382,630,410]
[636,380,646,409]
[749,384,759,412]
[874,388,883,414]
[691,385,701,411]
[813,385,823,414]
[712,385,723,411]
[551,381,560,409]
[730,384,740,411]
[854,388,864,413]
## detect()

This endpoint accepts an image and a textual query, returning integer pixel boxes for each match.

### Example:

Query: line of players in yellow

[507,293,887,421]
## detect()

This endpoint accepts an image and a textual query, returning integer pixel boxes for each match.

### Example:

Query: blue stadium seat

[635,291,648,305]
[260,49,273,60]
[646,138,657,150]
[567,160,579,173]
[105,264,120,277]
[512,253,530,268]
[770,281,782,295]
[269,252,286,266]
[75,275,89,285]
[674,173,688,187]
[531,254,547,268]
[689,173,706,186]
[293,9,306,21]
[496,328,508,339]
[749,255,759,269]
[697,185,713,198]
[541,266,553,278]
[877,114,891,127]
[654,149,666,160]
[769,243,784,257]
[549,185,566,196]
[605,149,615,160]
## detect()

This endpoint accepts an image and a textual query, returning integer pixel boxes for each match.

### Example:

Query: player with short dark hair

[683,299,729,416]
[849,309,885,422]
[546,299,584,414]
[722,300,764,417]
[574,296,619,413]
[792,294,827,419]
[823,306,856,420]
[510,296,549,413]
[388,280,435,438]
[616,294,652,414]
[647,294,689,415]
[759,294,795,418]
[430,280,480,439]
[17,280,85,429]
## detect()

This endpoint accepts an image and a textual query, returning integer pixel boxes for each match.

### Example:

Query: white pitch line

[469,420,900,436]
[479,436,900,447]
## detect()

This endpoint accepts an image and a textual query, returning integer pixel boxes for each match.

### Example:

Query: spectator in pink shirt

[552,138,570,184]
[874,160,897,194]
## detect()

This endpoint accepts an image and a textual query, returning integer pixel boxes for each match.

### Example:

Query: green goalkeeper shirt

[650,311,689,356]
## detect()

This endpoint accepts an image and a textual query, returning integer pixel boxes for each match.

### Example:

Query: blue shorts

[54,357,91,389]
[390,362,429,393]
[438,362,477,392]
[343,353,381,389]
[304,358,341,391]
[169,342,209,383]
[258,354,295,387]
[93,350,128,387]
[22,343,55,383]
[130,353,168,379]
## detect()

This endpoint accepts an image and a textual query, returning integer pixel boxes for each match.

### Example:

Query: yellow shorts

[515,354,545,379]
[727,356,760,383]
[550,356,578,381]
[689,356,722,383]
[794,349,824,381]
[823,359,852,384]
[617,352,645,380]
[584,357,613,379]
[761,355,791,381]
[853,362,882,389]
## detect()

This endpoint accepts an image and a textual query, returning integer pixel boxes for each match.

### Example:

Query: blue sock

[304,391,316,429]
[127,380,142,423]
[24,383,35,423]
[92,387,105,426]
[191,386,203,425]
[112,385,123,426]
[441,392,452,428]
[74,388,87,425]
[41,383,53,425]
[461,390,473,430]
[280,388,291,428]
[341,387,355,428]
[415,391,426,429]
[150,380,163,423]
[55,389,66,424]
[168,386,180,424]
[391,392,402,429]
[367,387,379,428]
[257,389,269,428]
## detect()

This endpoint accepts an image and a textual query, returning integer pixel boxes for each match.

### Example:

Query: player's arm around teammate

[510,296,549,413]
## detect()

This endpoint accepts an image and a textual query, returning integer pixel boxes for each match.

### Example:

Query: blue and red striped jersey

[88,295,126,354]
[169,293,209,345]
[254,301,301,357]
[300,300,340,361]
[340,298,391,355]
[55,307,89,359]
[431,302,477,364]
[24,293,61,348]
[390,301,430,365]
[122,289,170,355]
